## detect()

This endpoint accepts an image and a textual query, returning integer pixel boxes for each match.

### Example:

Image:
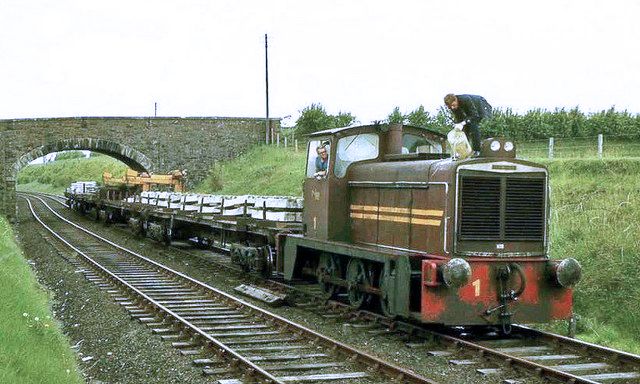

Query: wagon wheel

[317,254,341,299]
[346,259,372,308]
[163,223,172,246]
[379,263,393,317]
[132,218,145,237]
[105,210,114,225]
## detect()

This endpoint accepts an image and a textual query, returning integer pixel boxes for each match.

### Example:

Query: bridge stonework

[0,116,277,220]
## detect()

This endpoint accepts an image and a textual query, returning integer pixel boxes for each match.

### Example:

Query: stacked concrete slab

[128,191,303,222]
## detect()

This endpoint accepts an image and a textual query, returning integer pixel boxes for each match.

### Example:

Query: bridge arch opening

[5,138,154,221]
[12,138,153,179]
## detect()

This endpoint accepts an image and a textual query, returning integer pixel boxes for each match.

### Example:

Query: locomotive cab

[302,124,447,242]
[287,124,449,315]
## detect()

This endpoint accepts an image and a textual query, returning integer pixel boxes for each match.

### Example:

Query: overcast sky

[1,0,639,125]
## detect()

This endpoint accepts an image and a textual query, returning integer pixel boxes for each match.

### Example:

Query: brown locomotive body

[281,123,580,327]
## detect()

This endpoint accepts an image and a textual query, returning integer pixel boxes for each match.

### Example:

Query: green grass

[0,216,83,383]
[195,145,306,196]
[16,181,68,195]
[539,158,640,352]
[518,138,640,159]
[18,156,127,193]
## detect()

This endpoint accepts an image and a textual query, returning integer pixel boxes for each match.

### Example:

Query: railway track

[407,324,640,384]
[28,192,640,383]
[21,193,436,384]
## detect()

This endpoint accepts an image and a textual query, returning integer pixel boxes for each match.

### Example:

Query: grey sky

[1,0,639,125]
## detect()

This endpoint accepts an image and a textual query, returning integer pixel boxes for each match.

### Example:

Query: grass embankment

[0,217,83,383]
[195,145,306,196]
[540,158,640,352]
[17,156,127,195]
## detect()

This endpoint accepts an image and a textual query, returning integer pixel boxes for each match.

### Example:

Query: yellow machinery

[103,169,185,192]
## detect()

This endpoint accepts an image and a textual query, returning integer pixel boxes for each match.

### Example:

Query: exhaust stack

[384,123,404,155]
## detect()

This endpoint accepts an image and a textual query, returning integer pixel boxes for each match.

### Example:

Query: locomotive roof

[307,124,446,139]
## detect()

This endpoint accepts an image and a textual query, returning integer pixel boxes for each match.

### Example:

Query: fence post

[277,133,280,147]
[598,134,603,159]
[548,137,554,159]
[295,139,299,152]
[284,136,288,148]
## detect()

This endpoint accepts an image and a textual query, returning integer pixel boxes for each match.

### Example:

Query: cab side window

[334,133,379,177]
[402,133,443,154]
[306,140,330,178]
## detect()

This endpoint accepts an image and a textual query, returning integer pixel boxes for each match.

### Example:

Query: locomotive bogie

[282,235,414,316]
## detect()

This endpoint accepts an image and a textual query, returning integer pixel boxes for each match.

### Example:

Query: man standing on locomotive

[444,94,493,153]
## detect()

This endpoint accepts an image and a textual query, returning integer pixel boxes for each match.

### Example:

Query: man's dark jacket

[451,94,492,151]
[451,94,493,126]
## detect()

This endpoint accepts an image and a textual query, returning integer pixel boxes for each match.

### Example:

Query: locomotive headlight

[490,140,501,151]
[504,141,514,151]
[554,258,582,287]
[442,258,472,288]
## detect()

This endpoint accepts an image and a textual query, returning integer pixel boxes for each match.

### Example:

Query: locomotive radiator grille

[459,175,545,241]
[459,177,501,239]
[505,178,545,240]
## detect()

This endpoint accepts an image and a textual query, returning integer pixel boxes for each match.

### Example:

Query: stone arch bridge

[1,116,278,220]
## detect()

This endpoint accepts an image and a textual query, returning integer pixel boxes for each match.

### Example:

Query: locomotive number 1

[472,279,481,297]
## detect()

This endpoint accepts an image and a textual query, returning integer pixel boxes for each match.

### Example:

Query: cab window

[306,140,330,178]
[334,133,379,177]
[402,133,443,154]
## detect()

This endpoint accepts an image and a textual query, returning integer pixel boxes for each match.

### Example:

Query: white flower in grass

[23,313,28,317]
[34,317,40,321]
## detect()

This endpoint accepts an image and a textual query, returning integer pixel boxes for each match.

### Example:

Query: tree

[432,106,453,133]
[332,111,357,128]
[387,106,406,124]
[295,103,333,136]
[295,103,357,135]
[55,151,86,161]
[406,105,432,127]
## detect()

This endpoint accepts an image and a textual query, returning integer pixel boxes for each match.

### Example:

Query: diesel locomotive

[280,123,580,329]
[66,123,581,329]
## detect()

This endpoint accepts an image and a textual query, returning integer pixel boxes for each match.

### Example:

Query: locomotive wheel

[379,263,393,317]
[317,254,341,299]
[346,259,372,308]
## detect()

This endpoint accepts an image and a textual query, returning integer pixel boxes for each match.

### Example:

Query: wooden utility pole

[265,33,270,144]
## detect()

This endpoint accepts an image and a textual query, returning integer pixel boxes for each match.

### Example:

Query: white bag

[447,128,473,160]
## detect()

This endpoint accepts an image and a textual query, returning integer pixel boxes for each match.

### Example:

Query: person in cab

[314,144,329,178]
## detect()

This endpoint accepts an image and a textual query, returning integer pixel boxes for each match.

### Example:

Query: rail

[21,193,436,384]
